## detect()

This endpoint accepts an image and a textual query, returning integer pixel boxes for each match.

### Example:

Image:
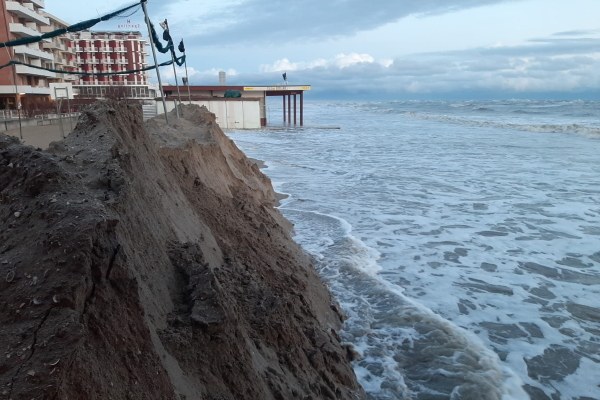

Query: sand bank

[0,102,364,399]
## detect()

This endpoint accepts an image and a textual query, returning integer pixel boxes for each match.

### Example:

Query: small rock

[5,270,15,283]
[26,369,35,377]
[14,211,21,218]
[7,163,13,168]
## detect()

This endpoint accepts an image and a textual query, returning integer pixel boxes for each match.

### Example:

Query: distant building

[0,2,155,117]
[41,12,77,84]
[70,30,153,99]
[161,85,311,128]
[0,0,56,113]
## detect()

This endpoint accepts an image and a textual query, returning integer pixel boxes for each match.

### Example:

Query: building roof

[163,85,311,95]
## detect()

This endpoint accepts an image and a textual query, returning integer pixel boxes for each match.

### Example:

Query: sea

[226,99,600,400]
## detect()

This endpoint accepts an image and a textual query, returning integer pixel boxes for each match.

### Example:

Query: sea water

[227,100,600,400]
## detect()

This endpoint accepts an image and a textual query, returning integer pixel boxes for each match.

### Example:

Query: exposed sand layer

[0,102,364,399]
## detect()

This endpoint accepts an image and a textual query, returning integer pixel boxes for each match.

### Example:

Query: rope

[0,56,185,77]
[0,1,143,49]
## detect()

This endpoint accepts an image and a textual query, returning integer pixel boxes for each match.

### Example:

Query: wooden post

[282,95,286,123]
[293,94,297,125]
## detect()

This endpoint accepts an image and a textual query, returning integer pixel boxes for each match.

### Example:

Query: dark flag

[178,39,185,53]
[159,20,172,42]
[282,72,287,81]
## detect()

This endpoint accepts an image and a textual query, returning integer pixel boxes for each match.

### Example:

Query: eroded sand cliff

[0,102,364,399]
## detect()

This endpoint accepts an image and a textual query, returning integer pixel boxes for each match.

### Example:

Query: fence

[1,112,79,133]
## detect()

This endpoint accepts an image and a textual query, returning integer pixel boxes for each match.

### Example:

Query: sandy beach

[2,119,76,149]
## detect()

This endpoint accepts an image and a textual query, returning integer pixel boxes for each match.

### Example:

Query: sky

[45,0,600,99]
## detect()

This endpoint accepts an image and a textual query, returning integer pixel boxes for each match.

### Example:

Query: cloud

[260,53,392,72]
[153,0,522,45]
[223,30,600,98]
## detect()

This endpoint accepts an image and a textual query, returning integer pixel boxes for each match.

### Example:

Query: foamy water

[228,100,600,400]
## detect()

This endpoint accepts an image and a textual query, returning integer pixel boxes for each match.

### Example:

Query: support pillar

[300,91,304,126]
[293,94,297,125]
[282,95,286,123]
[287,94,291,125]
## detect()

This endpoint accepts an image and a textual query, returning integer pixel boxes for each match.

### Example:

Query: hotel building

[0,0,56,112]
[70,30,152,99]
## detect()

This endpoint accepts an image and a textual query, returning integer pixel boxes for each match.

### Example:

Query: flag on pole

[282,72,287,82]
[178,39,185,53]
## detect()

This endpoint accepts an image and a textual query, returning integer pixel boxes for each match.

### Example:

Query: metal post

[56,98,65,138]
[141,0,168,124]
[164,20,181,118]
[170,60,181,118]
[184,57,192,104]
[282,95,286,123]
[11,65,22,139]
[67,97,73,131]
[16,98,22,140]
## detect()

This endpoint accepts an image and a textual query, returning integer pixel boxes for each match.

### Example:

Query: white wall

[154,100,261,129]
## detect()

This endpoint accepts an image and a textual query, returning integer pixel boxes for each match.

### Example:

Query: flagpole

[177,39,192,104]
[163,19,181,118]
[141,0,168,123]
[184,56,192,104]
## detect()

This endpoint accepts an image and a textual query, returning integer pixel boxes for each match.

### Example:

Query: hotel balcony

[26,0,45,8]
[6,1,49,25]
[0,85,51,95]
[44,41,67,52]
[9,22,39,37]
[15,64,56,79]
[13,45,54,61]
[42,40,60,51]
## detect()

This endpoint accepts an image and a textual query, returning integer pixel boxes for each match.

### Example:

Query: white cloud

[333,53,375,68]
[260,53,393,73]
[259,58,299,73]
